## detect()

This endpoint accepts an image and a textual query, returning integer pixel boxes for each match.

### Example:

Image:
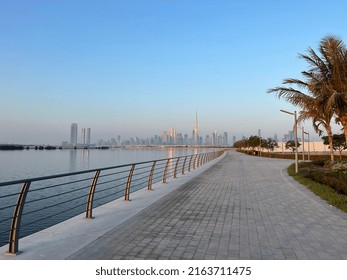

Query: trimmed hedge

[303,168,347,196]
[288,163,347,213]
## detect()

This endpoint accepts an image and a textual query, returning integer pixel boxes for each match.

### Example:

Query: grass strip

[287,163,347,213]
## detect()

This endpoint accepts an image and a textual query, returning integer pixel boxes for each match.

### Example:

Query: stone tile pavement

[67,150,347,260]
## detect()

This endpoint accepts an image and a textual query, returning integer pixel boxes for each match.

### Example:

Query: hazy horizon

[1,0,346,144]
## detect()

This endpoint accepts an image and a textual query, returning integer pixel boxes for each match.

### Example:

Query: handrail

[0,149,225,255]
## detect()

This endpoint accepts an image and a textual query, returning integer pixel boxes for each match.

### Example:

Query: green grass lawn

[288,163,347,213]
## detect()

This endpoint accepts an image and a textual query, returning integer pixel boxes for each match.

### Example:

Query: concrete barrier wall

[273,142,329,153]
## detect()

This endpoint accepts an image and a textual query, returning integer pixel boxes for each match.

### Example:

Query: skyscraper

[86,128,91,145]
[212,132,216,146]
[81,128,90,146]
[193,111,199,145]
[70,123,78,146]
[223,132,228,146]
[168,127,176,145]
[81,128,91,145]
[162,131,168,145]
[81,128,86,144]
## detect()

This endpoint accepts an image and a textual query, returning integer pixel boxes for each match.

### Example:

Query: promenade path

[68,150,347,260]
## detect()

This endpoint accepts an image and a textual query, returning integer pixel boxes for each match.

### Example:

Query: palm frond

[282,78,310,90]
[268,34,347,142]
[267,86,313,108]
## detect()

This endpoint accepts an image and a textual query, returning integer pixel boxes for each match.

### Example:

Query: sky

[1,0,347,144]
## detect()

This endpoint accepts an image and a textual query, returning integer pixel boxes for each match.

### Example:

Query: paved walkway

[67,151,347,260]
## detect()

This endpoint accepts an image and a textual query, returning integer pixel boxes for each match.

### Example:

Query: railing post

[182,156,188,175]
[125,164,135,201]
[188,155,194,172]
[196,154,201,168]
[193,154,198,169]
[163,159,171,183]
[147,161,156,190]
[86,170,101,219]
[174,157,180,178]
[7,181,31,255]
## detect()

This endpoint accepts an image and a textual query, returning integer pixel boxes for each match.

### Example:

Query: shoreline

[0,144,230,151]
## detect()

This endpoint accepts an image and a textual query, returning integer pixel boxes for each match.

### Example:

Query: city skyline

[62,117,312,148]
[65,114,232,147]
[0,111,340,146]
[1,1,346,144]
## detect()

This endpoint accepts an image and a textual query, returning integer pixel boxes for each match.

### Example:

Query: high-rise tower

[86,128,91,145]
[193,111,199,145]
[81,128,86,144]
[81,128,91,145]
[168,128,176,145]
[70,123,78,146]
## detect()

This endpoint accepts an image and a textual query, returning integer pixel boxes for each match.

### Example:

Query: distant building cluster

[283,130,295,142]
[282,130,304,142]
[59,120,320,149]
[102,130,228,147]
[62,113,232,148]
[62,123,92,148]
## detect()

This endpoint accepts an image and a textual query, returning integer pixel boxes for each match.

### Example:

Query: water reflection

[166,149,174,176]
[69,149,91,172]
[80,149,90,170]
[69,150,77,172]
[0,147,214,183]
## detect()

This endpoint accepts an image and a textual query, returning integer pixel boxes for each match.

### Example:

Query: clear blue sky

[1,0,346,144]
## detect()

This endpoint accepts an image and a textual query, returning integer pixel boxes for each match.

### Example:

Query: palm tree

[268,35,347,160]
[268,82,334,160]
[300,36,347,139]
[318,36,347,141]
[298,100,335,160]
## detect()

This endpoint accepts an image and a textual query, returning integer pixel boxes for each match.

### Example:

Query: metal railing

[0,150,225,255]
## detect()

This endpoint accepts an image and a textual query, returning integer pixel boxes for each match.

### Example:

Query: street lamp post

[304,131,310,161]
[258,129,261,157]
[301,127,305,162]
[280,109,298,173]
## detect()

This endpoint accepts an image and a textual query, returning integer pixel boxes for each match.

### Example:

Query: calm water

[0,147,210,183]
[0,147,215,247]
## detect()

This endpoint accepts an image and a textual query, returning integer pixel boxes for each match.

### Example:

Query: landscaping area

[288,160,347,213]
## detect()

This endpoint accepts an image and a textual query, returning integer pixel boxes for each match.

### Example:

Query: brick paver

[67,151,347,260]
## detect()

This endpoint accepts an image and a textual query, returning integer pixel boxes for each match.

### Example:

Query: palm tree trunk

[326,125,335,161]
[339,116,347,149]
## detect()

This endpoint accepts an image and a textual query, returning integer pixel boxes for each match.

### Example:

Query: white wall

[273,142,329,153]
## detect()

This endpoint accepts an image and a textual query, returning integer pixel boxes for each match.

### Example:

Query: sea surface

[0,147,215,247]
[0,147,210,182]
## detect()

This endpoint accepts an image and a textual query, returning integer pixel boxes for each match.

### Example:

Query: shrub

[305,170,347,196]
[311,160,326,167]
[288,164,347,213]
[331,161,347,171]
